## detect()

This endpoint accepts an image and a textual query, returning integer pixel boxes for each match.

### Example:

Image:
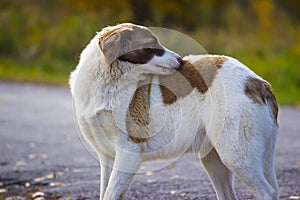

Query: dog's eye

[118,49,151,64]
[118,48,165,64]
[146,48,164,56]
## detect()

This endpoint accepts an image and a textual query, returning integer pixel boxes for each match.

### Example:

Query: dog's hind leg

[215,128,278,199]
[200,147,237,200]
[264,156,279,198]
[262,128,279,198]
[223,161,277,200]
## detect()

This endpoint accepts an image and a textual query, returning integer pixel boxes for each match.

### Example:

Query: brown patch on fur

[160,56,227,105]
[127,77,153,143]
[99,23,163,65]
[98,27,127,65]
[244,77,278,125]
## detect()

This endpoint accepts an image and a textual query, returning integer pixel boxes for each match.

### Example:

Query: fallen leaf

[34,197,45,200]
[290,196,300,200]
[28,154,38,160]
[41,154,47,159]
[72,168,85,173]
[169,175,181,180]
[49,182,64,187]
[170,190,176,194]
[45,173,55,179]
[33,176,45,182]
[0,188,7,193]
[146,171,153,176]
[32,191,44,199]
[179,192,186,197]
[15,161,26,166]
[146,179,156,183]
[34,173,55,182]
[296,161,300,167]
[57,171,64,176]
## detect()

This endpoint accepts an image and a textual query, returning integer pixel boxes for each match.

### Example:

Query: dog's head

[98,23,182,75]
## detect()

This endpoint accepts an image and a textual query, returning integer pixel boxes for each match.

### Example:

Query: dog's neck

[94,60,150,111]
[97,60,147,89]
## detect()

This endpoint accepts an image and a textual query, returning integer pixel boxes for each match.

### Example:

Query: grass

[0,57,74,86]
[0,0,299,105]
[234,51,300,106]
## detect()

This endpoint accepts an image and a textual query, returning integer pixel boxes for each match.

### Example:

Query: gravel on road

[0,82,299,199]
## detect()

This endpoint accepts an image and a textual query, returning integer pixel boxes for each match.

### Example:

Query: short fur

[70,23,279,200]
[127,78,153,143]
[159,57,226,105]
[244,77,278,125]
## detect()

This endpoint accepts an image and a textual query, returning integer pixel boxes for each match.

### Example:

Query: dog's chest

[146,86,203,158]
[124,77,203,154]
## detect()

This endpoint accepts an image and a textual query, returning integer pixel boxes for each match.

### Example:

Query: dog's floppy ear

[99,32,122,65]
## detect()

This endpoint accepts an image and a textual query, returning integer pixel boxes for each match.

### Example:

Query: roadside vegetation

[0,0,299,105]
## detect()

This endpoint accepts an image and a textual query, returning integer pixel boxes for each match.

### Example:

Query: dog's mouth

[155,63,182,73]
[155,64,175,70]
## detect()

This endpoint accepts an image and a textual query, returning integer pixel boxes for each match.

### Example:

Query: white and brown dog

[70,23,279,200]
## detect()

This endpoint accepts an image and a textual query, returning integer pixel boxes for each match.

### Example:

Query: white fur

[70,27,279,200]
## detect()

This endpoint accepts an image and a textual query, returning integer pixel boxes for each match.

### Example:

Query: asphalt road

[0,82,299,200]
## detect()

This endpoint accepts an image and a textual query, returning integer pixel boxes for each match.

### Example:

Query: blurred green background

[0,0,299,105]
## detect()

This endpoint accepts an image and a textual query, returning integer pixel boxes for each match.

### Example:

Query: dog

[70,23,279,200]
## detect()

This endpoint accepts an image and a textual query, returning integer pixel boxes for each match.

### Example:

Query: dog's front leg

[103,137,142,200]
[99,155,114,200]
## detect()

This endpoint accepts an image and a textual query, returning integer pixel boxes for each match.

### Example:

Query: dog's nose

[177,57,183,65]
[176,57,183,70]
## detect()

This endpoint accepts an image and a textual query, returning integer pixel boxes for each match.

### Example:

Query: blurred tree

[60,0,234,30]
[276,0,300,20]
[61,0,128,14]
[152,0,200,29]
[129,0,154,25]
[251,0,274,42]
